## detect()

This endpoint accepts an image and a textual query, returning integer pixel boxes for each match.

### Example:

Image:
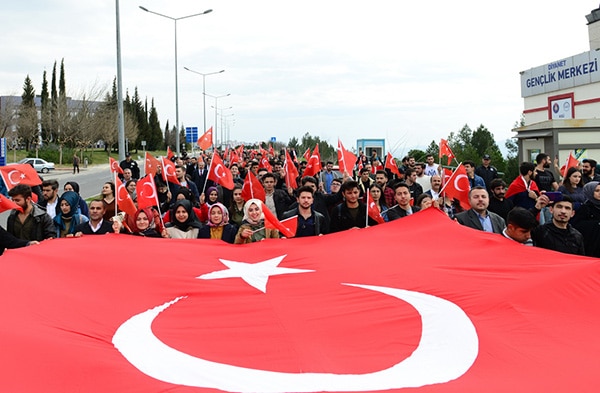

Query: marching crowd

[1,148,600,259]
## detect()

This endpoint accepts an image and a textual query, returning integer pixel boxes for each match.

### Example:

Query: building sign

[550,96,573,119]
[520,50,600,97]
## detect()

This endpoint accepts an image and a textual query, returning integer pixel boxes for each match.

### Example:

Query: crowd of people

[1,148,600,259]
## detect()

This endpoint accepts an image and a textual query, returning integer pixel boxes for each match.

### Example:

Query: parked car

[17,158,55,173]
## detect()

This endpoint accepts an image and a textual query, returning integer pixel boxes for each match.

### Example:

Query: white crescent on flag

[140,183,156,199]
[454,174,468,192]
[8,170,23,186]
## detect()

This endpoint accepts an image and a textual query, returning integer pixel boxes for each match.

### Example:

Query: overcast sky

[1,1,595,156]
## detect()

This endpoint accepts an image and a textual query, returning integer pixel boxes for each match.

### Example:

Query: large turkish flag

[1,208,599,392]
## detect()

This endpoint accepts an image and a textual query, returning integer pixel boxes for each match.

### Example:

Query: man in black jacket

[330,181,377,232]
[531,195,585,255]
[282,186,328,236]
[74,200,114,236]
[7,184,55,241]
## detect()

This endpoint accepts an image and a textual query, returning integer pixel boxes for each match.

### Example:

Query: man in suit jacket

[455,186,506,234]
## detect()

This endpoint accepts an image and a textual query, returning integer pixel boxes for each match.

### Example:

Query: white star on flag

[197,254,313,293]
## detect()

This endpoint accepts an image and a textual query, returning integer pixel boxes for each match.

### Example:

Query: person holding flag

[234,199,279,243]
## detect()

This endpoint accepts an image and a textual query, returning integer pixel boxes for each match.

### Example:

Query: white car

[18,158,55,173]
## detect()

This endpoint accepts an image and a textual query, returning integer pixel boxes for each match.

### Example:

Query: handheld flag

[136,175,159,209]
[145,152,160,177]
[241,171,266,202]
[115,177,137,217]
[0,164,43,189]
[337,139,357,176]
[261,204,296,238]
[384,152,401,177]
[109,157,124,175]
[439,139,455,165]
[302,145,322,178]
[208,153,234,190]
[439,163,470,210]
[198,127,213,151]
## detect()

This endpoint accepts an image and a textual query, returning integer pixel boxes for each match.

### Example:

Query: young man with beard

[38,179,60,219]
[7,184,56,241]
[581,158,600,185]
[403,168,423,202]
[455,186,506,234]
[533,153,559,192]
[282,186,328,236]
[261,173,294,220]
[531,195,585,255]
[74,199,114,236]
[487,178,514,222]
[375,170,395,207]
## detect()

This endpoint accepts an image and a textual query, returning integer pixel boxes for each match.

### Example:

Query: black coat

[570,201,600,257]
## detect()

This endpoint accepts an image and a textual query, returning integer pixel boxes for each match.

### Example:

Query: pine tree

[147,99,163,150]
[50,61,58,142]
[18,75,38,150]
[40,71,51,142]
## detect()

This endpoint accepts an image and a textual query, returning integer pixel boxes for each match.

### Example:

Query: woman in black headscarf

[64,181,89,218]
[571,181,600,257]
[163,200,203,239]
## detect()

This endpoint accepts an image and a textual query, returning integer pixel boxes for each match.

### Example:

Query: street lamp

[204,93,230,148]
[212,106,233,147]
[183,67,225,135]
[139,5,213,156]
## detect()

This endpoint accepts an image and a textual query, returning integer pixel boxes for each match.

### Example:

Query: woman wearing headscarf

[64,181,89,218]
[571,181,600,257]
[53,191,89,238]
[162,187,203,224]
[113,207,162,238]
[163,200,203,239]
[234,198,279,244]
[198,202,237,243]
[197,186,220,223]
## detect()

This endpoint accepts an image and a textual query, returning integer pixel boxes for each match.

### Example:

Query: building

[515,5,600,169]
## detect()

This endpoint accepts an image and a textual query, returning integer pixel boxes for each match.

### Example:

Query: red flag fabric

[167,147,175,160]
[109,157,124,175]
[261,204,296,238]
[504,175,540,200]
[268,144,275,157]
[259,156,273,172]
[337,139,357,176]
[0,164,42,188]
[561,152,580,178]
[241,170,266,202]
[230,150,241,166]
[439,139,455,165]
[302,145,322,178]
[136,175,159,209]
[0,194,23,213]
[439,164,470,210]
[145,152,161,177]
[208,153,234,190]
[1,209,600,392]
[384,152,401,177]
[115,177,137,217]
[302,148,311,162]
[366,191,385,225]
[284,148,299,189]
[198,127,213,151]
[161,157,180,185]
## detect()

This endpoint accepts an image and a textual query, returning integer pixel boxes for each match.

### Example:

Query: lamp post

[183,67,224,135]
[204,93,230,148]
[139,5,213,156]
[212,106,233,147]
[115,0,126,161]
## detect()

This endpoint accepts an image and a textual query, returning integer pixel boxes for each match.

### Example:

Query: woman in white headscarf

[234,199,279,244]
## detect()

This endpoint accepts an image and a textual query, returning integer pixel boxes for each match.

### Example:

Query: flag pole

[365,189,370,228]
[202,153,215,196]
[114,171,118,219]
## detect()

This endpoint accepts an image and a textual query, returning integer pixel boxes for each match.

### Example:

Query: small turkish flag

[0,194,22,213]
[2,209,600,392]
[262,205,296,238]
[439,163,470,210]
[115,177,137,217]
[366,192,385,224]
[284,149,299,189]
[439,139,455,166]
[145,152,161,177]
[0,164,42,189]
[109,157,124,175]
[198,127,213,151]
[241,170,266,202]
[302,145,322,178]
[167,146,175,160]
[161,157,180,185]
[561,151,579,179]
[384,152,401,177]
[136,175,159,209]
[337,139,356,176]
[208,153,234,190]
